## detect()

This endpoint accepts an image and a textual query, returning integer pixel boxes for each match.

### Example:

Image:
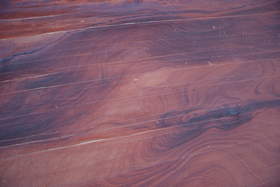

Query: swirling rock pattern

[0,0,280,186]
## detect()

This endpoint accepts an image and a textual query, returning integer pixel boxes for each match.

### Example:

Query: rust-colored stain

[0,0,280,186]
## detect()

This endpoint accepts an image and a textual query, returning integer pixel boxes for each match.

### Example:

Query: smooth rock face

[0,0,280,186]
